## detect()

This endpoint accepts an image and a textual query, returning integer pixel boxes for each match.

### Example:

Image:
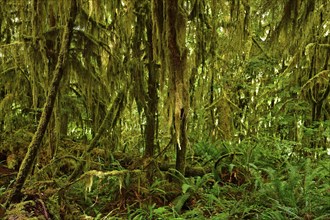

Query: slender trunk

[145,19,158,158]
[145,16,159,182]
[209,71,215,136]
[5,0,77,206]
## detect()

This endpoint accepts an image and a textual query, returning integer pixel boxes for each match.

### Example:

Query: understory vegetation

[0,0,329,219]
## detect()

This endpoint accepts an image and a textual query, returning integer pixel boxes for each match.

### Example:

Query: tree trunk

[145,15,159,182]
[5,0,77,206]
[166,0,189,175]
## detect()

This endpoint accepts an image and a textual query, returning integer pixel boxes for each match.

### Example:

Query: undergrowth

[1,139,329,219]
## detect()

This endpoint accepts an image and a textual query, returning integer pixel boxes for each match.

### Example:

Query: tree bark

[166,0,189,175]
[5,0,77,206]
[144,14,159,183]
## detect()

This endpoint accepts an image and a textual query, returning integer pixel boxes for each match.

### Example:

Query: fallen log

[111,152,212,177]
[158,163,212,177]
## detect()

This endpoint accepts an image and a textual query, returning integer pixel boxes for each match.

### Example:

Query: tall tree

[152,0,189,174]
[5,0,77,206]
[145,4,159,181]
[167,1,189,174]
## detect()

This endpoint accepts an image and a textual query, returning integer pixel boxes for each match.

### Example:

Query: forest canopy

[0,0,329,219]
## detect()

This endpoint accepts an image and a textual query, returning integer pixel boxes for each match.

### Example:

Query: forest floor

[0,139,329,219]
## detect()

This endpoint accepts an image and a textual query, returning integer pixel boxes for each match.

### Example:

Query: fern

[255,159,330,219]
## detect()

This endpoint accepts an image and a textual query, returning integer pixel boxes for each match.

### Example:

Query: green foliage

[250,159,330,219]
[0,0,329,219]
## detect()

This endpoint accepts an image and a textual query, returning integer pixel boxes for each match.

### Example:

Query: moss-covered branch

[5,0,77,207]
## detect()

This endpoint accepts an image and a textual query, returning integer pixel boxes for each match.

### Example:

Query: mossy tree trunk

[166,0,189,175]
[5,0,77,206]
[130,1,159,182]
[145,13,159,182]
